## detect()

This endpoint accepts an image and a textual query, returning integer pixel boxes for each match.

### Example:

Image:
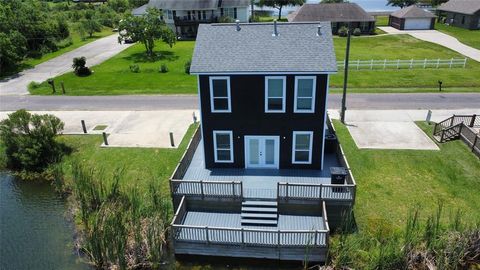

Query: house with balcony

[133,0,250,39]
[169,21,357,263]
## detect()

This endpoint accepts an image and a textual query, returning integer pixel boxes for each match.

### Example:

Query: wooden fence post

[436,58,440,68]
[410,59,413,69]
[463,58,467,68]
[383,59,386,70]
[449,58,453,68]
[397,59,400,69]
[473,136,478,152]
[370,59,373,70]
[423,58,427,69]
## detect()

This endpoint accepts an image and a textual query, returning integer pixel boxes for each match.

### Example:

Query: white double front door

[244,136,280,169]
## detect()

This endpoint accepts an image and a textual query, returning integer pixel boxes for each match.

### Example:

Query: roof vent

[272,20,278,37]
[317,25,322,36]
[235,20,241,31]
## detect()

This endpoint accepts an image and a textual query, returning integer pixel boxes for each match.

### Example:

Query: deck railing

[170,179,243,198]
[434,114,479,138]
[277,182,355,201]
[170,126,202,180]
[171,201,330,248]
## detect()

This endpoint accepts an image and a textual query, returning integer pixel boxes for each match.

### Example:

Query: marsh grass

[327,204,480,270]
[71,164,172,269]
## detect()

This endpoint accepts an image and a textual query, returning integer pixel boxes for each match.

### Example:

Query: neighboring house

[437,0,480,30]
[169,22,357,262]
[288,3,376,35]
[133,0,250,39]
[389,5,436,30]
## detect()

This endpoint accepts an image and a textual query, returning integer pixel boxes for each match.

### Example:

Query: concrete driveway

[378,27,480,62]
[329,109,480,150]
[0,110,199,148]
[0,34,134,96]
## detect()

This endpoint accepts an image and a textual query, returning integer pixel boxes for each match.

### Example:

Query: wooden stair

[241,200,278,226]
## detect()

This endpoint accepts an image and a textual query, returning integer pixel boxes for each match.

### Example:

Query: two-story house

[133,0,250,39]
[169,21,357,263]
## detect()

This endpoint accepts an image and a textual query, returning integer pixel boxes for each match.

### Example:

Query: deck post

[319,184,323,200]
[277,230,280,247]
[200,180,204,199]
[286,183,289,200]
[440,130,445,142]
[450,115,455,127]
[205,226,210,244]
[241,228,244,245]
[240,181,243,198]
[470,115,476,127]
[473,136,478,152]
[314,230,318,246]
[232,181,235,197]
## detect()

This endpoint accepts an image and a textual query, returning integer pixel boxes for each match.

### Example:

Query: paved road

[379,27,480,62]
[0,35,134,96]
[1,93,479,111]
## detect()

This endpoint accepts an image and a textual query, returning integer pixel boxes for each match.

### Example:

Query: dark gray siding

[442,10,480,30]
[198,74,328,170]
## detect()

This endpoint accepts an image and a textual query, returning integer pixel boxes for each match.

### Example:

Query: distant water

[257,0,400,16]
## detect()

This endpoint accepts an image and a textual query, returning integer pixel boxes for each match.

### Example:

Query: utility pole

[341,23,351,124]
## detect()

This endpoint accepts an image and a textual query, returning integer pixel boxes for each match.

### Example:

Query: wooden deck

[182,141,340,199]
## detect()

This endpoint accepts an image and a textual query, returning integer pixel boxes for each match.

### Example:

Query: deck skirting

[173,241,328,262]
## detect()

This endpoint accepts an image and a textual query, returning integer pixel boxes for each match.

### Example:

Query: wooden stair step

[241,213,278,219]
[242,207,278,213]
[241,219,278,226]
[242,201,277,207]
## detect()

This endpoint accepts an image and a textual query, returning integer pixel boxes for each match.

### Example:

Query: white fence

[337,58,467,70]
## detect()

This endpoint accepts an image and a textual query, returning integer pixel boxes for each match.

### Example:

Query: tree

[0,31,27,73]
[258,0,305,20]
[387,0,418,8]
[119,8,176,57]
[0,110,65,172]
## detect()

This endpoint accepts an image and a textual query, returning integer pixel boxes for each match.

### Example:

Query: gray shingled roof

[390,5,436,18]
[437,0,480,15]
[190,22,337,74]
[289,3,375,23]
[146,0,249,10]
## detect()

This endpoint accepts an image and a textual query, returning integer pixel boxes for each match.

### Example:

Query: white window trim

[213,130,234,163]
[294,76,316,113]
[264,76,286,113]
[292,131,313,164]
[209,76,231,113]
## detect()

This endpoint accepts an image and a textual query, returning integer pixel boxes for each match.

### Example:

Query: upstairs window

[292,131,313,164]
[265,76,286,113]
[167,10,173,20]
[294,76,316,113]
[213,131,233,163]
[209,77,231,113]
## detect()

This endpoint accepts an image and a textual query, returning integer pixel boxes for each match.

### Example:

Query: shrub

[184,60,191,74]
[219,16,234,23]
[129,64,140,73]
[159,63,168,73]
[72,56,92,76]
[0,110,65,172]
[338,26,349,37]
[353,28,361,36]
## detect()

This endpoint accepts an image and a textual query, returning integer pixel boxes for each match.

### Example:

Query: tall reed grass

[71,164,172,269]
[327,203,480,270]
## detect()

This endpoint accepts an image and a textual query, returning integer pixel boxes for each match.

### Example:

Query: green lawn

[30,34,480,95]
[333,120,480,231]
[435,23,480,50]
[57,123,198,195]
[30,41,196,95]
[374,15,389,27]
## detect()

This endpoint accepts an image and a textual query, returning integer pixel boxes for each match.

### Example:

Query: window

[209,77,231,113]
[265,76,286,113]
[213,131,233,163]
[222,8,237,19]
[462,16,465,25]
[292,131,313,164]
[294,76,316,113]
[167,10,173,20]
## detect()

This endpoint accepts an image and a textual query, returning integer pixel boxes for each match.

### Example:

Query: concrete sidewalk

[0,35,134,96]
[378,27,480,62]
[329,109,480,150]
[0,110,199,148]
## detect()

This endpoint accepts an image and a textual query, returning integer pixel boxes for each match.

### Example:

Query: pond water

[0,172,90,270]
